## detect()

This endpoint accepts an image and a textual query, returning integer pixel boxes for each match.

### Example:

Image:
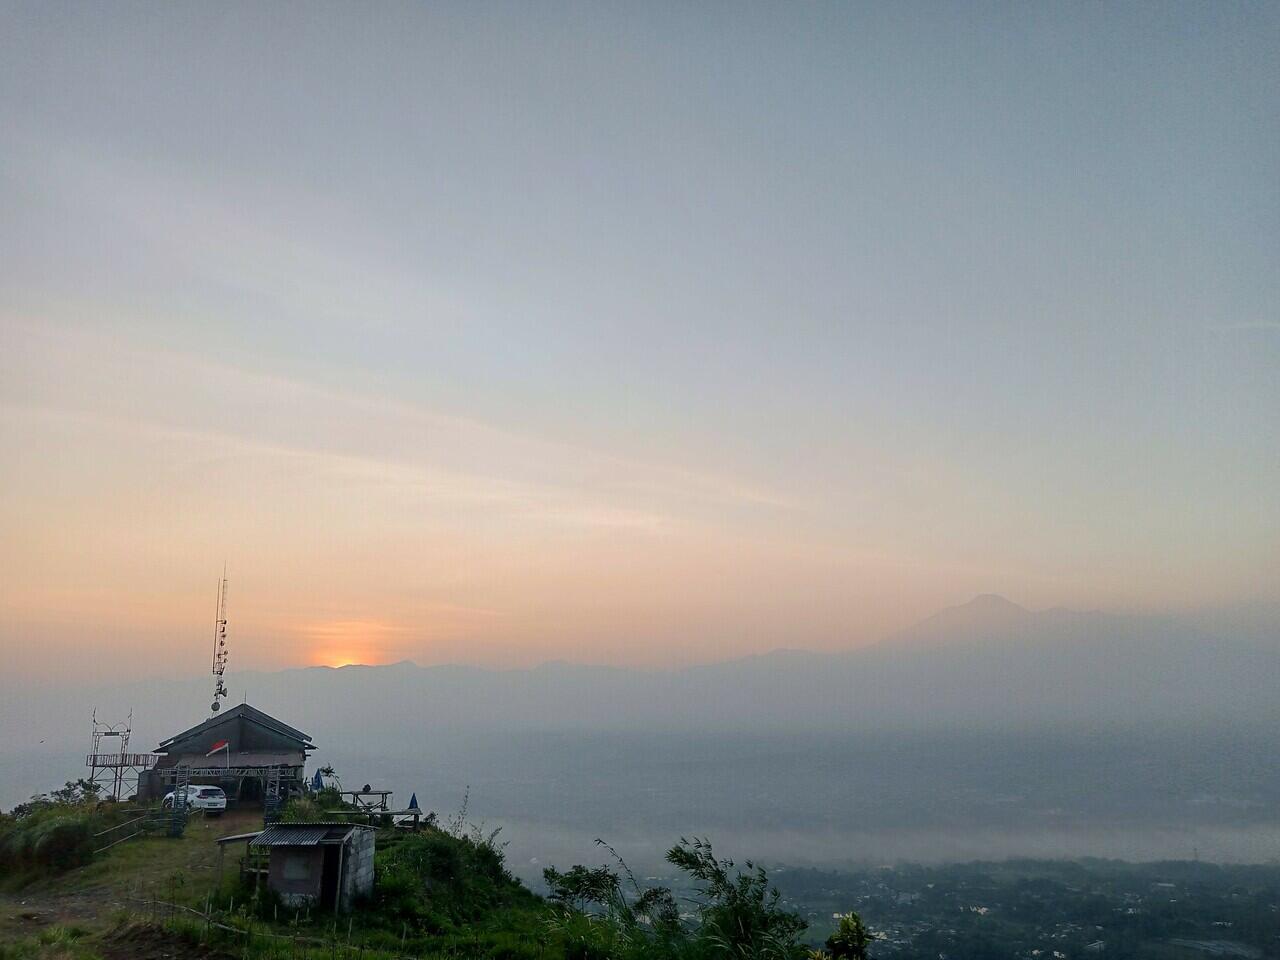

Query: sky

[1,2,1277,682]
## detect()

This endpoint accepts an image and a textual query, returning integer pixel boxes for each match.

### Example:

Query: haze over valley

[2,7,1279,958]
[5,595,1276,878]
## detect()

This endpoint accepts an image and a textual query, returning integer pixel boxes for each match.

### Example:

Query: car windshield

[196,788,224,797]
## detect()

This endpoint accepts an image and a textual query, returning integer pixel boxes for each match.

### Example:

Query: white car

[162,784,227,815]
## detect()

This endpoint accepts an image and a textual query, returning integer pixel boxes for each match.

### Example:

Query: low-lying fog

[5,597,1277,879]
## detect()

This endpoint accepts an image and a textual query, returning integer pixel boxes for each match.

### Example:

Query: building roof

[155,703,314,752]
[216,831,264,845]
[249,823,371,847]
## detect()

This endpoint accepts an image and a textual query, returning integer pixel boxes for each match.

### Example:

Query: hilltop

[0,800,548,959]
[0,790,835,960]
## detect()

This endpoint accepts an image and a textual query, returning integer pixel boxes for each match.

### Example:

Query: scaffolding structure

[85,710,158,801]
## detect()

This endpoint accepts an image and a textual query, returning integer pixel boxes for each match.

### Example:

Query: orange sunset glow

[299,620,408,669]
[1,4,1276,692]
[5,7,1280,944]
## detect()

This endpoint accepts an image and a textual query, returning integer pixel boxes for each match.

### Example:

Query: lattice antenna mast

[210,567,229,713]
[87,708,151,801]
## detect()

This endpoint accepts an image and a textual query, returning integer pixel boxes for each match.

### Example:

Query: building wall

[137,769,162,802]
[141,760,304,808]
[340,830,376,912]
[267,848,324,908]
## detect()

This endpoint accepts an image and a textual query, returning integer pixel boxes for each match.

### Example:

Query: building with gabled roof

[138,703,316,807]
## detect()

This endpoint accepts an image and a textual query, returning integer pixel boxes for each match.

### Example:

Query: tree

[10,779,102,818]
[667,836,808,959]
[824,912,874,960]
[545,837,809,960]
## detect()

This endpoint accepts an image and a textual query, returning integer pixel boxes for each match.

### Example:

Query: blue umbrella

[407,792,419,811]
[312,769,324,792]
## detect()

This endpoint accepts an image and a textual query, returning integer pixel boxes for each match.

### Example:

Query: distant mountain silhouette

[4,596,1275,764]
[4,595,1277,859]
[887,593,1034,645]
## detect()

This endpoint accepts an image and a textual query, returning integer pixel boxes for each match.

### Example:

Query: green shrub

[0,781,142,881]
[29,813,94,871]
[544,837,839,960]
[0,808,95,874]
[279,797,324,822]
[372,824,535,932]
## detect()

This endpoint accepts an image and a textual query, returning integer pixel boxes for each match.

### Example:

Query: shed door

[320,846,340,911]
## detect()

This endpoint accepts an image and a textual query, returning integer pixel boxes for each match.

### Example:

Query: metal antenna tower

[86,709,156,801]
[210,567,230,713]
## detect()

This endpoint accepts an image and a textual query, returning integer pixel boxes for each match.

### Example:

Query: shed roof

[156,703,314,752]
[249,823,372,847]
[216,831,263,845]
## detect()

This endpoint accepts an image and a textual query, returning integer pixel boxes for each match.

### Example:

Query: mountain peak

[965,593,1025,611]
[887,593,1033,646]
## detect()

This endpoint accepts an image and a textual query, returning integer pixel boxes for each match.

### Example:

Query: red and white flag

[206,739,230,757]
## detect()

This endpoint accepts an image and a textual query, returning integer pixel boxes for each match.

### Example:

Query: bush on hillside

[544,837,843,960]
[0,810,95,872]
[818,912,874,960]
[0,781,110,876]
[312,785,346,808]
[279,796,325,823]
[375,825,531,927]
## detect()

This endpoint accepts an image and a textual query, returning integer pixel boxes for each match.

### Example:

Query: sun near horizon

[1,3,1277,686]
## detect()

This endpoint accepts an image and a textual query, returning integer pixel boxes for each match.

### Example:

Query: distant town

[753,859,1278,960]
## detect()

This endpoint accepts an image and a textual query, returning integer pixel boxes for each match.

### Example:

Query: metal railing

[92,811,169,854]
[86,752,160,767]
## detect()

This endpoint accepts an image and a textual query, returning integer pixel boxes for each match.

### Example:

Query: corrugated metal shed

[250,824,357,847]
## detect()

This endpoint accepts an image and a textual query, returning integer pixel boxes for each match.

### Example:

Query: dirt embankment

[99,921,236,960]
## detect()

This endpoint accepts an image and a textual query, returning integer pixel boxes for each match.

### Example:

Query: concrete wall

[267,848,324,908]
[339,829,376,912]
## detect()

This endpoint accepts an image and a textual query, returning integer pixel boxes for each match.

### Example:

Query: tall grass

[0,808,95,876]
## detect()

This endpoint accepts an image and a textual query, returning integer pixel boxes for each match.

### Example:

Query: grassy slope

[2,810,254,904]
[1,811,258,958]
[1,811,551,960]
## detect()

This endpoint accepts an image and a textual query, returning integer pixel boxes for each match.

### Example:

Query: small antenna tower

[86,709,157,801]
[210,567,230,713]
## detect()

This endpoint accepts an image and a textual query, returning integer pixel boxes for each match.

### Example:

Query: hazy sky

[2,2,1277,681]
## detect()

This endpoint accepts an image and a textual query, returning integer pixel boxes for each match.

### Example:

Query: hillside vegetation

[0,789,860,960]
